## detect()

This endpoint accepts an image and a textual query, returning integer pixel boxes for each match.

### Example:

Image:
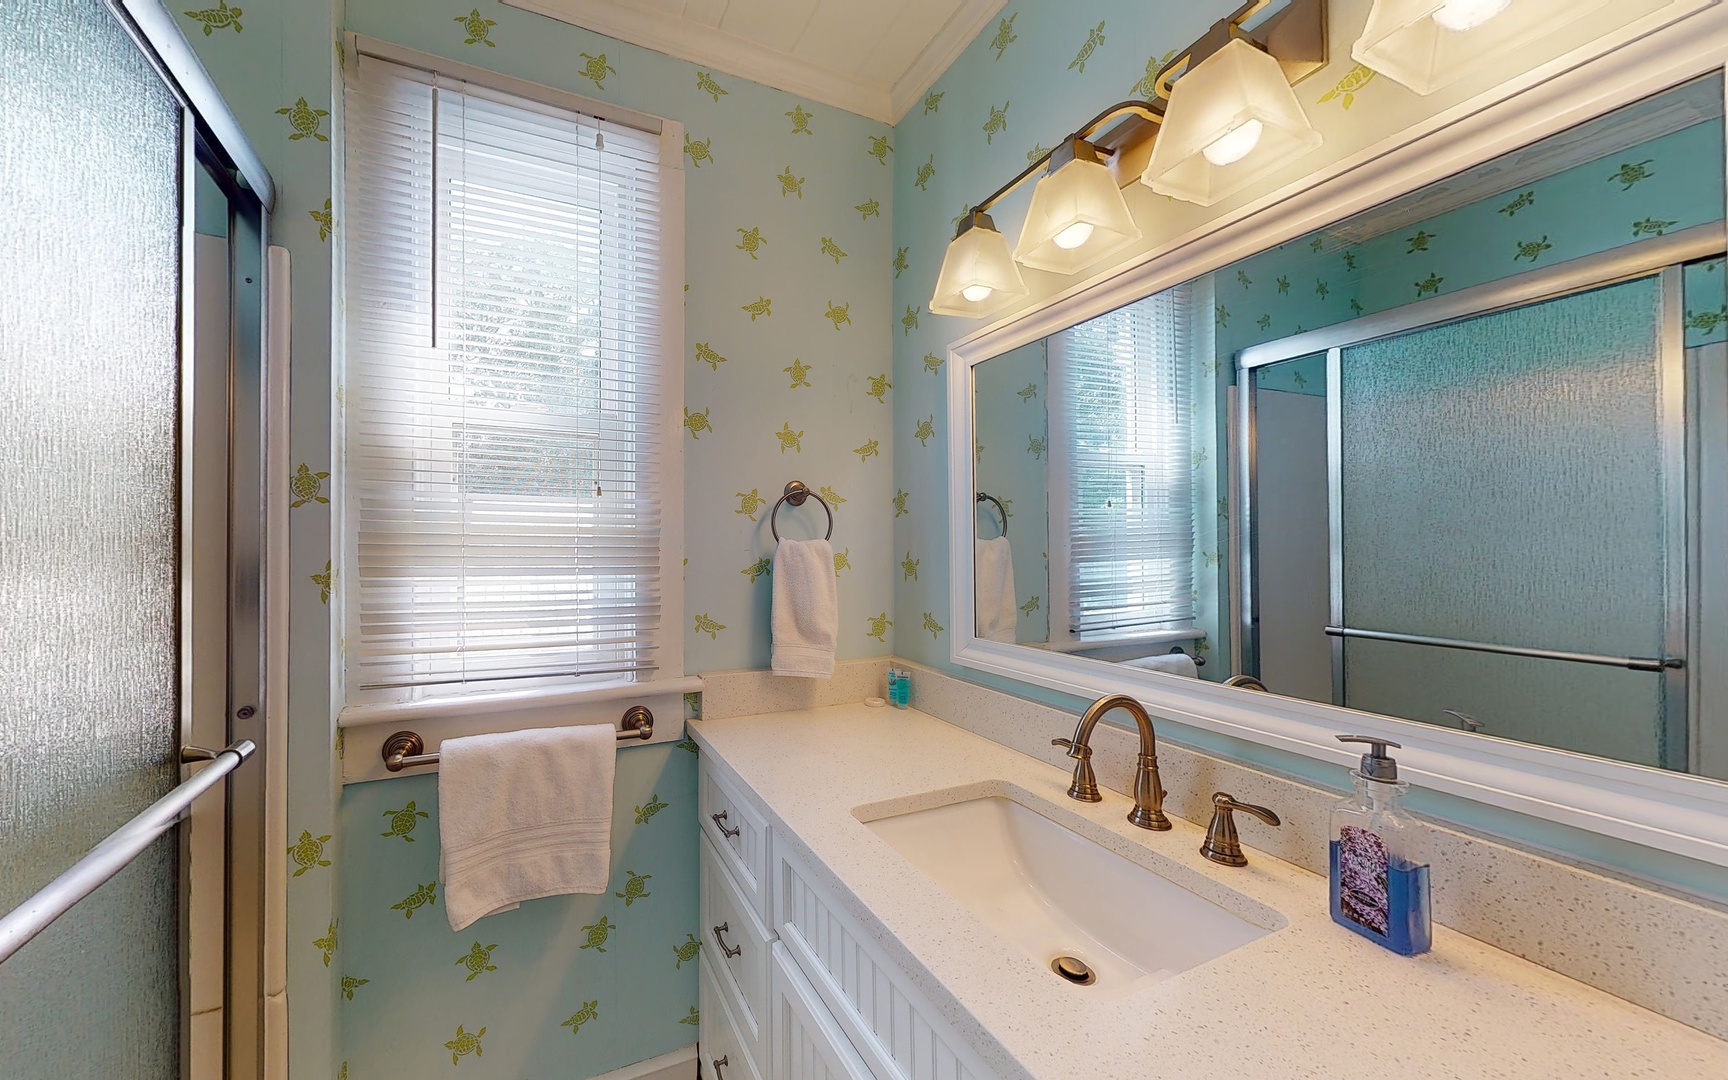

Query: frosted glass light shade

[1353,0,1613,95]
[930,212,1028,317]
[1012,145,1142,275]
[1140,38,1323,207]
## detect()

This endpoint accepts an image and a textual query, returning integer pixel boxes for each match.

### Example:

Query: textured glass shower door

[0,0,187,1075]
[1337,273,1679,766]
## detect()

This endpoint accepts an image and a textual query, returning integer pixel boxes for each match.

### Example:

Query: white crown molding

[503,0,1004,124]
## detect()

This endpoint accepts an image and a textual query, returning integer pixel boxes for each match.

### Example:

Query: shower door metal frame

[1236,226,1716,765]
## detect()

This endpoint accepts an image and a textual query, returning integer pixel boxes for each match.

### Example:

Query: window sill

[338,674,704,729]
[1040,628,1204,654]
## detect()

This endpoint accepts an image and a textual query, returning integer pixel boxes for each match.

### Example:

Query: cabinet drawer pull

[711,810,741,839]
[712,922,743,958]
[712,1055,729,1080]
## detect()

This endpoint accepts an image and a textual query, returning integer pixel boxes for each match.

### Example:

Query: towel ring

[769,480,833,542]
[976,491,1008,537]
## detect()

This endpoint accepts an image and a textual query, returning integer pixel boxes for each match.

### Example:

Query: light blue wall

[972,342,1048,642]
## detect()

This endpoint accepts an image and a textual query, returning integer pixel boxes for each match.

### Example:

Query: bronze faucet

[1053,694,1170,831]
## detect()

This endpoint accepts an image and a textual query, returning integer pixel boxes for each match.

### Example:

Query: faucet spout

[1053,694,1171,831]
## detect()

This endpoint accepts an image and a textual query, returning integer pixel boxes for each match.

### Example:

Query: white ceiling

[501,0,1008,123]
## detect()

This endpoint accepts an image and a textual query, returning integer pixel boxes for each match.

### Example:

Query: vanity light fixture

[929,210,1028,318]
[1353,0,1614,95]
[1012,137,1144,275]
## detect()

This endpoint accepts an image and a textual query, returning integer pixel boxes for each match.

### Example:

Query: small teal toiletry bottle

[1329,735,1431,956]
[888,668,911,709]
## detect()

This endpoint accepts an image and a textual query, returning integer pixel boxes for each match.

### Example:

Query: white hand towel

[1122,652,1199,678]
[975,536,1018,643]
[772,537,838,678]
[438,724,615,932]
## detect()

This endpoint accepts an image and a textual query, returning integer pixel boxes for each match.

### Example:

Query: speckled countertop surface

[689,703,1728,1080]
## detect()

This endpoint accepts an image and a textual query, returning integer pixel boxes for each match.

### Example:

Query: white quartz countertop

[689,703,1728,1080]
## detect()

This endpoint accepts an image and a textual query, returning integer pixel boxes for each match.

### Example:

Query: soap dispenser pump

[1329,735,1431,956]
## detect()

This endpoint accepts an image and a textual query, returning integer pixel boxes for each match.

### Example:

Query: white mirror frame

[947,1,1728,868]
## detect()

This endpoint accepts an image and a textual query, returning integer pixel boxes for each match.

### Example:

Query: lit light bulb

[1432,0,1510,32]
[1052,221,1096,250]
[961,284,994,303]
[1202,118,1265,167]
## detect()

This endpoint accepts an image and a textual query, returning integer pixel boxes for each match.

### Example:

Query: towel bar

[380,706,654,772]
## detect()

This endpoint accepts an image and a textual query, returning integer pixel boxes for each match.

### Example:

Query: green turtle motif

[778,166,805,199]
[855,198,881,220]
[1020,596,1041,615]
[824,301,851,330]
[684,134,713,169]
[1405,230,1436,253]
[1514,236,1552,262]
[679,1006,701,1026]
[914,155,936,190]
[854,440,880,462]
[1276,275,1290,294]
[774,422,803,453]
[379,800,428,841]
[901,552,919,581]
[1343,249,1358,270]
[276,98,330,142]
[1415,273,1444,297]
[820,237,846,263]
[696,342,727,370]
[696,71,727,102]
[1499,190,1536,216]
[893,247,908,278]
[1193,448,1209,468]
[1027,143,1050,165]
[578,52,616,90]
[1687,308,1727,333]
[902,304,920,335]
[786,105,813,135]
[990,13,1017,60]
[1293,371,1310,389]
[289,830,331,876]
[923,352,943,375]
[693,613,725,639]
[819,485,846,506]
[674,933,700,968]
[677,737,700,754]
[1027,436,1047,460]
[735,488,764,518]
[867,135,893,165]
[833,548,852,575]
[784,359,812,388]
[923,613,944,639]
[580,915,616,951]
[1215,304,1230,327]
[340,975,368,1000]
[924,90,943,114]
[736,226,766,258]
[983,102,1009,145]
[1236,269,1252,289]
[314,921,338,966]
[1632,217,1679,237]
[391,882,437,919]
[1317,64,1376,109]
[1314,280,1329,299]
[742,296,772,320]
[866,612,892,642]
[893,489,910,516]
[1609,160,1655,190]
[683,406,712,440]
[974,437,985,463]
[1069,21,1106,73]
[290,463,330,508]
[562,1000,599,1034]
[454,8,496,46]
[633,794,668,824]
[866,374,891,402]
[1132,50,1177,98]
[915,416,935,446]
[309,199,334,241]
[742,557,771,584]
[1349,299,1365,316]
[444,1025,485,1064]
[1017,383,1037,402]
[456,942,498,981]
[1256,313,1272,330]
[1310,236,1325,252]
[183,1,242,36]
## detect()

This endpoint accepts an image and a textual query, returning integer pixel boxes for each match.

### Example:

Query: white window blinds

[1055,287,1196,637]
[344,54,669,696]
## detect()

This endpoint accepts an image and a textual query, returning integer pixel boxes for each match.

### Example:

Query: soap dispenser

[1329,735,1431,956]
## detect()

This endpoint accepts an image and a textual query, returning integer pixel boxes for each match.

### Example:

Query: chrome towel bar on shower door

[379,706,654,772]
[1322,626,1683,672]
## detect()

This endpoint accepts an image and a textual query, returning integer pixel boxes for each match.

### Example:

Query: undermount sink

[862,791,1278,997]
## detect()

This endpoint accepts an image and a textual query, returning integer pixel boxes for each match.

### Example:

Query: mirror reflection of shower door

[1336,272,1682,766]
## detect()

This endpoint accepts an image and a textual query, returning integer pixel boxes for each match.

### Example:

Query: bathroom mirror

[969,74,1728,783]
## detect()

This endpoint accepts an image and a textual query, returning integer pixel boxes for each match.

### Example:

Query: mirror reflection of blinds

[344,56,666,694]
[1058,286,1196,636]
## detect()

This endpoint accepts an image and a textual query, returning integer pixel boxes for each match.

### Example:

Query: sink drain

[1050,955,1096,986]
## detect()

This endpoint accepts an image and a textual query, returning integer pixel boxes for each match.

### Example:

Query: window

[343,51,678,701]
[1050,287,1196,638]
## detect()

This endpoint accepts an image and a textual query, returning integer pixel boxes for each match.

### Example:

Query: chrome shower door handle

[712,922,742,958]
[711,810,740,839]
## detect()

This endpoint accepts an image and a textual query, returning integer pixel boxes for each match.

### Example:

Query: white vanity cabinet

[697,756,1001,1080]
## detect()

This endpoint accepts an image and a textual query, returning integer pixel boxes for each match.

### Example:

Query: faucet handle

[1051,737,1087,757]
[1051,739,1102,802]
[1199,792,1281,867]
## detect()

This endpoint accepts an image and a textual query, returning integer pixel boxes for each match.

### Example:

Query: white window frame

[334,37,693,769]
[946,6,1728,868]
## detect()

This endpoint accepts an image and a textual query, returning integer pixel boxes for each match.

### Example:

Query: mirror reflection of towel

[975,536,1017,643]
[1122,652,1198,678]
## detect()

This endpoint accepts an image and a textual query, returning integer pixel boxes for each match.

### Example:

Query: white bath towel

[975,536,1018,643]
[772,537,838,678]
[1122,652,1199,678]
[438,724,615,932]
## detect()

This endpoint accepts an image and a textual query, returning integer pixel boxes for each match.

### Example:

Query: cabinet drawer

[772,942,878,1080]
[701,953,764,1080]
[699,758,771,921]
[702,832,774,1067]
